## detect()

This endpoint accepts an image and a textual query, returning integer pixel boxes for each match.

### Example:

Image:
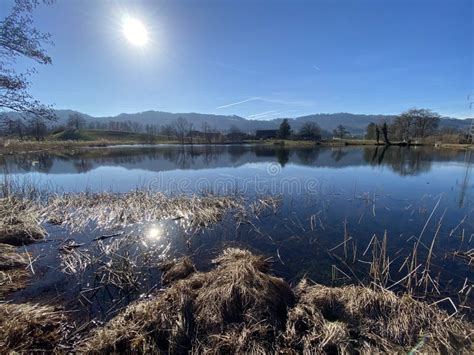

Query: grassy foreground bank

[1,248,472,353]
[0,191,472,352]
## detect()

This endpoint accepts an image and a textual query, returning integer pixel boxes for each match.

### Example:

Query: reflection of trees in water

[254,146,280,158]
[161,146,222,169]
[276,148,290,167]
[331,148,349,162]
[2,153,54,173]
[227,146,248,164]
[195,146,220,166]
[295,148,320,164]
[252,145,291,167]
[36,153,54,173]
[73,159,94,173]
[363,146,435,176]
[3,145,468,177]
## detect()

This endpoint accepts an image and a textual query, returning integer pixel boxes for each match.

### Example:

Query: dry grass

[80,248,472,354]
[0,243,28,270]
[160,257,196,286]
[0,302,67,352]
[0,243,31,299]
[282,280,473,353]
[81,248,294,353]
[44,191,244,233]
[0,197,45,245]
[0,269,30,298]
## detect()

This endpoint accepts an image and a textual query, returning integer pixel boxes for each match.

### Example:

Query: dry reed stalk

[421,208,446,295]
[451,249,474,265]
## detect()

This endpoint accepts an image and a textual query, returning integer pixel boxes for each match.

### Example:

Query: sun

[122,17,148,47]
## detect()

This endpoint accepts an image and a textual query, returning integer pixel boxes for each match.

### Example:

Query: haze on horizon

[2,0,472,120]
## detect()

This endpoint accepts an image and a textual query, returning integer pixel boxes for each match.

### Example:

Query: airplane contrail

[216,97,261,109]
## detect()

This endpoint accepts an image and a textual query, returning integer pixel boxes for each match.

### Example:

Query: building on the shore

[255,130,278,139]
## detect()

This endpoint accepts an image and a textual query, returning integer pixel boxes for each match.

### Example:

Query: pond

[1,144,472,320]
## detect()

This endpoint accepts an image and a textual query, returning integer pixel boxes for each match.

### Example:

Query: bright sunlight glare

[146,226,162,240]
[122,17,148,47]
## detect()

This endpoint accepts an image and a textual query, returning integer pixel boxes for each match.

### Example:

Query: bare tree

[173,117,191,144]
[9,118,26,139]
[391,113,415,141]
[410,108,440,138]
[188,122,194,145]
[391,108,440,141]
[67,113,86,130]
[299,122,321,140]
[160,124,175,139]
[202,122,213,144]
[382,122,390,145]
[228,124,244,142]
[0,0,55,124]
[28,115,47,141]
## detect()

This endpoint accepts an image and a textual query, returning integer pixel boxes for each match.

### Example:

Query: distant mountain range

[7,109,472,135]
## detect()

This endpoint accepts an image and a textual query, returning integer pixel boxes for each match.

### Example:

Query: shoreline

[1,137,472,155]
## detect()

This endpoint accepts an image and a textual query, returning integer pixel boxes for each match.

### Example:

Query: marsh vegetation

[0,145,472,352]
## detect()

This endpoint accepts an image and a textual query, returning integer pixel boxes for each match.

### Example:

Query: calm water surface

[2,145,472,318]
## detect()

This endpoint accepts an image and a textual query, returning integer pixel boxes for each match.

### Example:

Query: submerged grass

[44,191,245,233]
[81,248,472,354]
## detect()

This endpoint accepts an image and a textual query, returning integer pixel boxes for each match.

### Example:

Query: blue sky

[3,0,472,118]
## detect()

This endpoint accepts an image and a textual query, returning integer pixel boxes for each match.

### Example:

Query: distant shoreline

[1,137,472,155]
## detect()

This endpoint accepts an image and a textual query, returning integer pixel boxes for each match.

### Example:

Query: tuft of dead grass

[81,248,294,353]
[0,243,28,270]
[282,280,473,353]
[160,257,196,286]
[81,248,473,354]
[0,197,45,245]
[0,303,67,352]
[0,243,30,299]
[0,269,29,298]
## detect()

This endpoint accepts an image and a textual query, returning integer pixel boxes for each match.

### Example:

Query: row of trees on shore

[0,107,470,144]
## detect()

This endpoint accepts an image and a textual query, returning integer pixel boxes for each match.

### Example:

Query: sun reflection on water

[147,225,162,240]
